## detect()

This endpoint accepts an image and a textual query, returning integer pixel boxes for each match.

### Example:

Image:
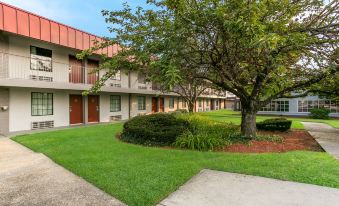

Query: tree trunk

[188,101,194,113]
[240,107,257,139]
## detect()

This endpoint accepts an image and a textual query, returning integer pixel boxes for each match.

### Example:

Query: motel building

[0,3,338,136]
[0,2,232,136]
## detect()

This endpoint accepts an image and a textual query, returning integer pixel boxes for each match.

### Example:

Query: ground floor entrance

[152,97,158,113]
[159,97,164,112]
[69,95,83,125]
[88,95,100,123]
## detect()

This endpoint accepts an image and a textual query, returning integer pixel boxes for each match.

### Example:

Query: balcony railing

[0,52,99,86]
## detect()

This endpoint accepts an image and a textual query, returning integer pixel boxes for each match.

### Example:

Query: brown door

[87,59,99,85]
[159,98,164,112]
[210,100,214,110]
[70,95,83,124]
[152,97,158,113]
[88,95,100,123]
[69,56,84,83]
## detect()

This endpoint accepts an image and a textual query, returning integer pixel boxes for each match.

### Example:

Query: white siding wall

[129,72,153,91]
[9,87,70,132]
[8,35,71,82]
[130,94,152,117]
[99,93,129,122]
[164,96,178,113]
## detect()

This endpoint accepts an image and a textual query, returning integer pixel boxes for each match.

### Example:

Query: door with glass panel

[69,56,84,83]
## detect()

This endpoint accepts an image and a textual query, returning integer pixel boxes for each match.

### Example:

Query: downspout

[128,71,131,119]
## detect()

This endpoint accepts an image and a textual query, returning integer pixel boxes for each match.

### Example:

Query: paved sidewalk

[0,138,125,206]
[158,169,339,206]
[302,122,339,160]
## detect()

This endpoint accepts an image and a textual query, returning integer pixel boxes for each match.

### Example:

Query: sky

[1,0,152,37]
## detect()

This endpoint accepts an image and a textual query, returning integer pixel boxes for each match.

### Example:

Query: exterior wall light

[1,106,8,111]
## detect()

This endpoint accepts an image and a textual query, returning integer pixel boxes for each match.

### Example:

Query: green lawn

[13,123,339,206]
[200,109,339,129]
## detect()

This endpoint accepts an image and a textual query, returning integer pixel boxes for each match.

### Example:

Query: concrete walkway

[0,138,125,206]
[302,122,339,160]
[158,169,339,206]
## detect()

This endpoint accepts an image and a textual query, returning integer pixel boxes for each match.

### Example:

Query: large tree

[311,70,339,101]
[81,0,339,138]
[148,63,211,112]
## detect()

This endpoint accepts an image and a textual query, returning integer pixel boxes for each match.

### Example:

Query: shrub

[309,108,331,119]
[256,118,292,132]
[176,113,239,139]
[174,109,188,114]
[173,114,239,151]
[227,133,251,143]
[121,113,188,146]
[174,131,230,151]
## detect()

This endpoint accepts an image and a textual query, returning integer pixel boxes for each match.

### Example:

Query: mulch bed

[224,130,324,153]
[117,130,324,153]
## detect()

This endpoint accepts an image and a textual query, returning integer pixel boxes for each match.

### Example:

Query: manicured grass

[200,109,339,129]
[13,123,339,206]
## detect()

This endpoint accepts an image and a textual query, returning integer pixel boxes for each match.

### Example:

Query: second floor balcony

[0,51,228,97]
[0,52,158,94]
[0,52,100,85]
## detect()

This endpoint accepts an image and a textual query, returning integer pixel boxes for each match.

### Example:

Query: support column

[0,88,9,135]
[84,95,89,124]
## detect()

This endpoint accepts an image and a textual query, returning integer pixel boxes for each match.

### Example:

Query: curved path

[302,122,339,160]
[0,138,125,206]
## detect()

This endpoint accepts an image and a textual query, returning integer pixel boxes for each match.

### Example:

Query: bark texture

[240,106,257,139]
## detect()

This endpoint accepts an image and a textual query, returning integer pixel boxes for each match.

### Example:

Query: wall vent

[29,75,53,82]
[138,85,147,90]
[109,83,121,88]
[110,115,122,121]
[31,121,54,130]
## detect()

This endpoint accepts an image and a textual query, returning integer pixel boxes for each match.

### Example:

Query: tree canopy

[80,0,339,138]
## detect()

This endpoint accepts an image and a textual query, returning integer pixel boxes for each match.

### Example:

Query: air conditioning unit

[109,83,121,88]
[198,108,203,112]
[138,85,147,90]
[29,75,53,82]
[110,115,122,121]
[31,121,54,130]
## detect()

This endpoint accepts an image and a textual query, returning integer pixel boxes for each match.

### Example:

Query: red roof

[0,1,118,57]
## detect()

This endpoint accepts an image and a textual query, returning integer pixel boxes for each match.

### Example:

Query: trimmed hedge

[121,113,188,146]
[256,118,292,132]
[310,108,330,119]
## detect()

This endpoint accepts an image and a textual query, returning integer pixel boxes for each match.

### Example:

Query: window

[182,99,187,108]
[138,73,146,84]
[31,92,53,116]
[110,95,121,112]
[261,100,289,112]
[138,96,146,110]
[215,100,219,106]
[111,70,121,81]
[30,46,52,72]
[169,97,175,109]
[206,99,210,107]
[198,99,202,107]
[298,100,339,113]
